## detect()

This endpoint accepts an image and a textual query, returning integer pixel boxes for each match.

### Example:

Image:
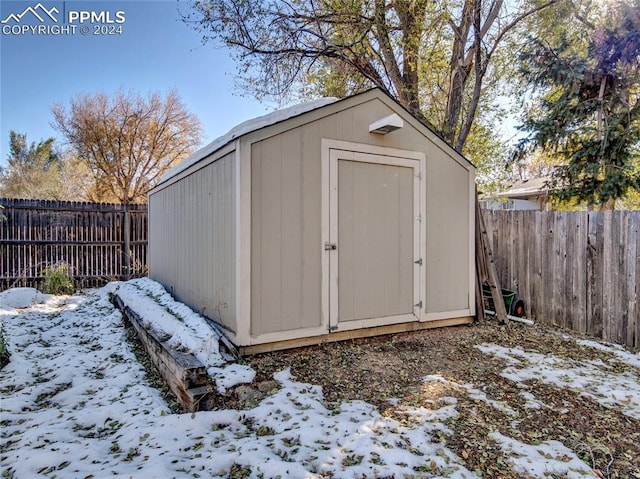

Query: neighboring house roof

[162,97,339,183]
[497,177,552,199]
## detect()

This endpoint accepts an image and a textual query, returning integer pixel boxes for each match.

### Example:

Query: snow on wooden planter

[112,293,211,412]
[149,89,476,353]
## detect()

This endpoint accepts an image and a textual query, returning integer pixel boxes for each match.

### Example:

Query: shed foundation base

[239,316,474,355]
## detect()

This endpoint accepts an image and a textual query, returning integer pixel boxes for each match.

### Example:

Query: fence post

[124,207,131,280]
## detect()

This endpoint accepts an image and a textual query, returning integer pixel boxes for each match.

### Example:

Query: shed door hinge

[416,214,423,222]
[414,258,423,266]
[414,300,423,309]
[415,172,423,180]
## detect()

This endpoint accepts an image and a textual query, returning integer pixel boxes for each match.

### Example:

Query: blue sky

[0,0,271,165]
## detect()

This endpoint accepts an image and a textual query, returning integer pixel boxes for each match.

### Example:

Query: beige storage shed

[149,89,476,354]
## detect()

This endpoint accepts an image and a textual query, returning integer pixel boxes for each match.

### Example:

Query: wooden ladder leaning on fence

[475,191,508,324]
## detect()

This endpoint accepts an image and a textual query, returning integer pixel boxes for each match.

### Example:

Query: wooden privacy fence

[1,198,147,290]
[483,210,639,348]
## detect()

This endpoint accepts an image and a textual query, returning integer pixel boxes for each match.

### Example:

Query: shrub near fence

[483,210,639,348]
[0,198,147,291]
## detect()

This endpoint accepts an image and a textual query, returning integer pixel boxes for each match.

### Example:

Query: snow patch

[490,432,598,478]
[208,363,256,393]
[423,375,517,417]
[519,391,545,409]
[476,343,640,419]
[0,287,51,310]
[0,287,478,478]
[577,339,640,369]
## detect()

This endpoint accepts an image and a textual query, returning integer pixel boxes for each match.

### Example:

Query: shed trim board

[149,89,476,350]
[423,308,473,322]
[152,141,237,193]
[239,316,474,355]
[467,171,476,317]
[236,139,251,346]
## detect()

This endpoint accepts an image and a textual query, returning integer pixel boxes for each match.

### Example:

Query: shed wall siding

[149,152,237,332]
[250,133,323,335]
[248,97,435,156]
[249,97,473,336]
[425,155,471,313]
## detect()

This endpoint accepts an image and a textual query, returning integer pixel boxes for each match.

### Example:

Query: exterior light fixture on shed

[369,113,403,134]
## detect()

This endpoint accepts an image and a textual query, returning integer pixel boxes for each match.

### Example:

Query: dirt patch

[357,350,406,376]
[245,320,640,478]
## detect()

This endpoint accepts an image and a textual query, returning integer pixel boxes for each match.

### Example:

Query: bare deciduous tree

[52,88,202,204]
[185,0,557,153]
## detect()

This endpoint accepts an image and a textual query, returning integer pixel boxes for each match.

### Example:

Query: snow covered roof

[161,97,338,183]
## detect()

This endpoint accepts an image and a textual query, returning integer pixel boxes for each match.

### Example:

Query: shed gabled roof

[162,97,338,182]
[160,88,474,185]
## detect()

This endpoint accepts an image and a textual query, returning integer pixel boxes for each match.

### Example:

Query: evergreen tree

[516,1,640,209]
[0,131,64,199]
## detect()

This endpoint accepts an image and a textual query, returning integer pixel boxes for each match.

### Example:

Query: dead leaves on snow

[247,321,640,478]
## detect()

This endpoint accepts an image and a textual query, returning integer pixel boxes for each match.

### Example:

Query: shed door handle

[324,242,337,251]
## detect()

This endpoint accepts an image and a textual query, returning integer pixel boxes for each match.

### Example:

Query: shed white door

[328,149,421,331]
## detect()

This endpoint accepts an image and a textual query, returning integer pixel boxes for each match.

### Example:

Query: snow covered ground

[1,280,638,478]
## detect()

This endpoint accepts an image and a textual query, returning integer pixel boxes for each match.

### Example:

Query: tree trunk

[396,1,428,119]
[597,76,607,140]
[600,197,616,210]
[444,0,475,147]
[455,0,485,152]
